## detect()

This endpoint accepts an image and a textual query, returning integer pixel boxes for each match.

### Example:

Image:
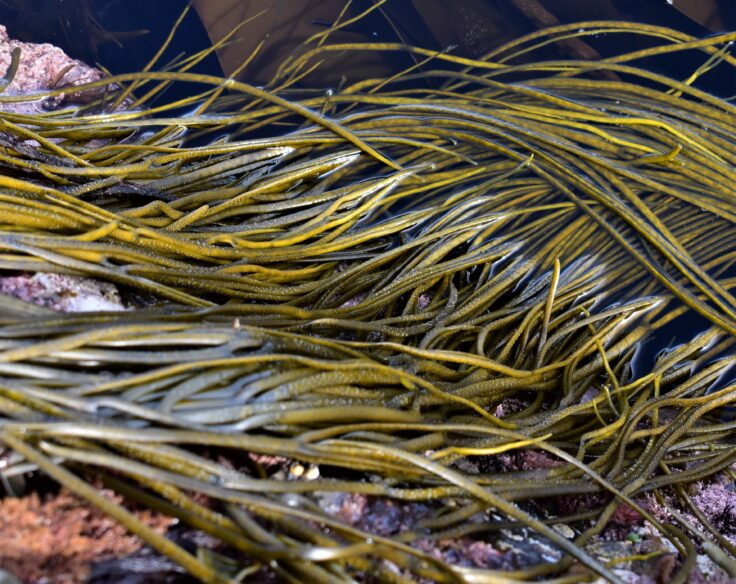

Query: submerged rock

[0,23,104,113]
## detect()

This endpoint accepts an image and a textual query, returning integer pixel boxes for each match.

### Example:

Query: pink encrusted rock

[693,483,736,533]
[417,293,432,310]
[340,292,367,309]
[0,24,104,113]
[0,272,126,312]
[493,397,527,418]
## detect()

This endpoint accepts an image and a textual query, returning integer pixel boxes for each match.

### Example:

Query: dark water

[1,1,734,94]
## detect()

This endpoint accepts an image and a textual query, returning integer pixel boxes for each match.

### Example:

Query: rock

[0,272,127,312]
[693,483,736,534]
[0,24,104,114]
[552,523,576,539]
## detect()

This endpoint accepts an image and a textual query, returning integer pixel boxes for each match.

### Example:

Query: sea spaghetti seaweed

[0,13,735,584]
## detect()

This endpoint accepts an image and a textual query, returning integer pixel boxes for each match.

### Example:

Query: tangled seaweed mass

[0,7,735,583]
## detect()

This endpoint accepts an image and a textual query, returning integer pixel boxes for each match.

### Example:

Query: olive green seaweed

[0,8,734,584]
